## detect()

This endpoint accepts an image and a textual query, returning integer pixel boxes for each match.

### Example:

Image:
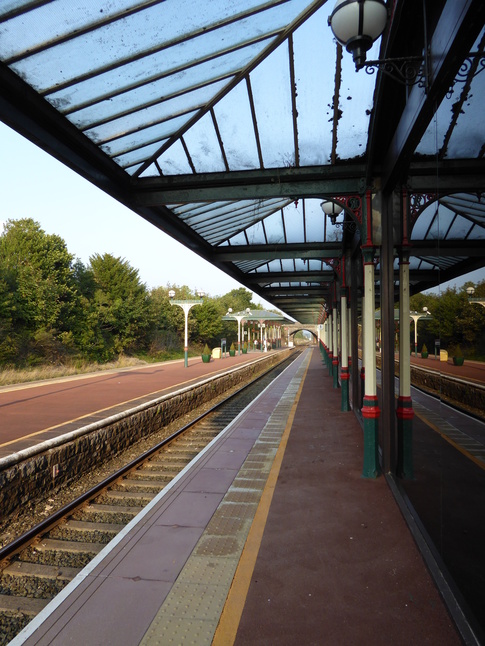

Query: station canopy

[222,309,293,323]
[1,1,484,324]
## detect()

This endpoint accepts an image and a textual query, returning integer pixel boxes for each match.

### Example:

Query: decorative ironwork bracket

[363,56,426,87]
[409,192,437,229]
[332,195,362,229]
[364,52,485,90]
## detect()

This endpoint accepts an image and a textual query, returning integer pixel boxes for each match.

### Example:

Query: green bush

[203,343,211,355]
[452,344,464,357]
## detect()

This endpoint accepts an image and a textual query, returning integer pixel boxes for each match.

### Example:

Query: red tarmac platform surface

[230,349,462,646]
[1,349,483,461]
[0,352,266,460]
[11,348,465,645]
[408,354,485,385]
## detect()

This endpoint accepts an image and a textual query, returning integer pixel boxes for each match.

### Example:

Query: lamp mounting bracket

[363,56,426,87]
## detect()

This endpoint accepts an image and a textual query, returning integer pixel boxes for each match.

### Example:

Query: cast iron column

[340,285,350,410]
[332,299,339,388]
[361,192,381,478]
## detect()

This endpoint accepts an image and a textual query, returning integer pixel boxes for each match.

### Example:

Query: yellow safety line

[212,355,311,646]
[414,408,485,472]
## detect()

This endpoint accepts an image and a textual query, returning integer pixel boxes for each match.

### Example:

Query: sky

[1,121,483,310]
[0,122,274,306]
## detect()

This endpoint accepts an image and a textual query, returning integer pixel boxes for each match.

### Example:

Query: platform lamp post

[169,289,204,367]
[410,307,431,357]
[258,322,266,351]
[226,308,251,354]
[467,285,485,308]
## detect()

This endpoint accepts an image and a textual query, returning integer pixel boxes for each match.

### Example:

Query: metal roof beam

[408,160,485,193]
[213,242,342,262]
[262,287,327,297]
[132,165,367,204]
[410,241,485,257]
[269,298,326,306]
[245,270,334,283]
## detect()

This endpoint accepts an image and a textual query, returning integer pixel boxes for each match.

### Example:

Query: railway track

[0,353,299,644]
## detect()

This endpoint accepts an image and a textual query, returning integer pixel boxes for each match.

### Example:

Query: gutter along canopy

[1,1,484,324]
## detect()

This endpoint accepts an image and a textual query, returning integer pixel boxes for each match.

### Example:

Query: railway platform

[9,347,465,645]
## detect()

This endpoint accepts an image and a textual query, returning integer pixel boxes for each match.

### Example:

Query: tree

[0,218,78,362]
[409,282,485,357]
[147,286,180,355]
[87,253,150,358]
[193,298,224,346]
[219,288,255,313]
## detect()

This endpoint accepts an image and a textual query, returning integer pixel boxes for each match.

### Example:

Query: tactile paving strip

[140,352,311,645]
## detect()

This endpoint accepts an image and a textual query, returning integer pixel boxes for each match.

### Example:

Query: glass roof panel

[44,30,274,112]
[282,203,305,241]
[280,259,296,272]
[182,112,227,173]
[309,259,325,271]
[324,220,343,242]
[212,81,261,171]
[306,217,322,242]
[245,220,266,245]
[445,69,485,158]
[80,81,225,142]
[0,1,41,17]
[426,212,444,240]
[174,199,288,227]
[171,197,292,246]
[293,7,334,165]
[234,259,268,272]
[176,201,241,220]
[255,260,281,280]
[226,232,247,246]
[411,204,436,239]
[430,206,460,240]
[114,141,166,169]
[249,41,295,168]
[446,215,475,239]
[412,195,485,241]
[303,199,325,241]
[64,61,239,129]
[0,0,138,59]
[4,1,286,82]
[415,28,485,159]
[100,115,191,157]
[442,194,485,222]
[293,259,310,271]
[336,39,382,159]
[261,210,286,244]
[154,138,193,174]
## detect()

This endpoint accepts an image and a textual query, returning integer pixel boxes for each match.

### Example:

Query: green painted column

[340,286,350,411]
[360,290,365,409]
[323,319,330,368]
[361,245,381,478]
[327,312,334,376]
[332,302,339,389]
[397,246,414,478]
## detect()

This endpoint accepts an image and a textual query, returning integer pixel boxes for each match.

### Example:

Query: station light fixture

[320,200,344,226]
[328,0,485,88]
[328,0,387,71]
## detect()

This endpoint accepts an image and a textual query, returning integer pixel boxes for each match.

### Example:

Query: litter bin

[440,349,448,362]
[212,347,222,359]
